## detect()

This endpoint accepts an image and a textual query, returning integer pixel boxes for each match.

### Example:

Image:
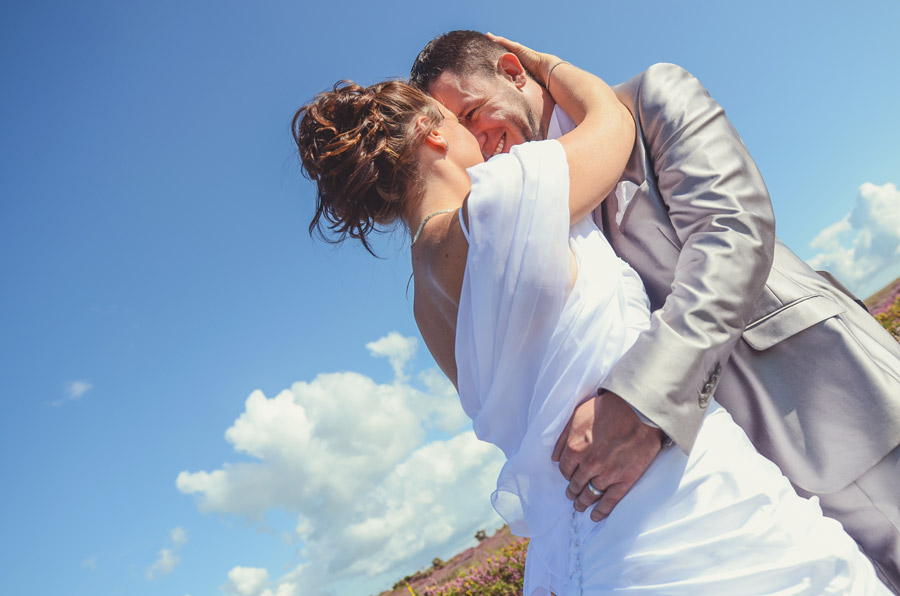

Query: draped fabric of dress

[454,140,889,596]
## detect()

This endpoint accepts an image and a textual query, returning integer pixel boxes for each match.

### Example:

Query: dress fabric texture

[454,140,889,596]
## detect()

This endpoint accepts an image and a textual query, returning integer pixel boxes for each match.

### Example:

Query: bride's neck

[406,158,471,232]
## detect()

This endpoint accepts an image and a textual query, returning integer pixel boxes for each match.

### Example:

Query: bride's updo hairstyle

[293,80,443,254]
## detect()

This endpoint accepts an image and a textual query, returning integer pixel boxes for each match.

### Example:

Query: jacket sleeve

[599,63,776,453]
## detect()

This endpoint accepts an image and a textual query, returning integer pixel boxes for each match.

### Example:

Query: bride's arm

[488,34,634,223]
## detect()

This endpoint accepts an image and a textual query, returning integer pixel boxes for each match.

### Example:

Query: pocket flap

[743,294,845,351]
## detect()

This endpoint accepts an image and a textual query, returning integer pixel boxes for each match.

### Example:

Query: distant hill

[377,525,523,596]
[378,276,900,596]
[865,276,900,313]
[866,276,900,341]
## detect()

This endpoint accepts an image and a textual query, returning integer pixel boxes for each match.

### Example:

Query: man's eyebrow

[453,101,469,119]
[457,100,480,121]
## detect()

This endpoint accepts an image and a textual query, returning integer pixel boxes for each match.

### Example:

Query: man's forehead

[429,71,490,112]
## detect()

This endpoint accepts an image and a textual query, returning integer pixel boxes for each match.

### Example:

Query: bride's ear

[418,116,449,152]
[497,53,527,89]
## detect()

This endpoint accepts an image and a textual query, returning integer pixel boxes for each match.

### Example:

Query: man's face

[429,69,542,161]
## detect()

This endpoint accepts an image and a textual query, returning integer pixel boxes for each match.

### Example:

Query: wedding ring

[587,481,605,498]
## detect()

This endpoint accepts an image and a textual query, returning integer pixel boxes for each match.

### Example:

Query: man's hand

[553,390,665,521]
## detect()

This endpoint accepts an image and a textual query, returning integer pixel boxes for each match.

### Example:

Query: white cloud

[81,556,97,571]
[178,333,502,596]
[146,526,188,580]
[223,566,269,596]
[260,584,299,596]
[366,332,418,381]
[146,549,180,580]
[171,526,188,547]
[67,380,93,398]
[807,182,900,297]
[259,582,300,596]
[50,379,93,407]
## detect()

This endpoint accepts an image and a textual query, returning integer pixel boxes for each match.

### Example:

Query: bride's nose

[466,127,489,156]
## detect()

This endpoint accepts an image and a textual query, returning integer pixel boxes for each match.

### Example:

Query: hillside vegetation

[867,277,900,341]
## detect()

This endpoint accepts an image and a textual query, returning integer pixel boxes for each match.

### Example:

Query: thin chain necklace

[410,209,455,245]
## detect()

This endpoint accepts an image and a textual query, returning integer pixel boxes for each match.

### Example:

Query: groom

[411,30,900,590]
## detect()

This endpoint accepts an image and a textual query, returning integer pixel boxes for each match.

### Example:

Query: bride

[292,37,890,596]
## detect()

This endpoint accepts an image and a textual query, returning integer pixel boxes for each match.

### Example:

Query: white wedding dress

[454,140,889,596]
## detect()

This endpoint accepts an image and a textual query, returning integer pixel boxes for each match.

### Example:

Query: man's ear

[497,53,528,89]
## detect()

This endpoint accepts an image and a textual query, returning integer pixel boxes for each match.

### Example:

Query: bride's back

[410,209,468,387]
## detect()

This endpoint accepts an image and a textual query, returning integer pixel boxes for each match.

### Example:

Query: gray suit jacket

[597,64,900,493]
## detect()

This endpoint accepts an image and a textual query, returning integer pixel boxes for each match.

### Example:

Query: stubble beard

[503,85,541,144]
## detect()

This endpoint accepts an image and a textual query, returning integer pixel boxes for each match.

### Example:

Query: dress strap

[458,205,470,243]
[411,209,455,245]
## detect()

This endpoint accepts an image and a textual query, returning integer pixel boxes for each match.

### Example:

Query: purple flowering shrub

[873,289,900,341]
[420,538,528,596]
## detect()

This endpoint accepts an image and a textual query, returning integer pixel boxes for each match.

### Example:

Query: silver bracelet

[546,60,570,90]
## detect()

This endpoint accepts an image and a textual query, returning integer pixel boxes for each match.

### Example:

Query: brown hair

[409,30,507,91]
[292,80,442,254]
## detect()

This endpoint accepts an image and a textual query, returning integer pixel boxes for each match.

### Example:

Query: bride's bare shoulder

[411,213,468,386]
[411,210,468,306]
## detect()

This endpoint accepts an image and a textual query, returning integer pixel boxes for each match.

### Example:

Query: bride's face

[434,101,484,169]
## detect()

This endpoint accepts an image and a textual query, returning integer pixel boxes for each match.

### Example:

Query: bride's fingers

[485,32,544,75]
[486,32,524,53]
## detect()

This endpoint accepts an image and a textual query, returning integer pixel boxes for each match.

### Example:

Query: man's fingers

[552,418,573,462]
[573,479,606,512]
[558,450,578,483]
[566,462,599,501]
[590,482,629,522]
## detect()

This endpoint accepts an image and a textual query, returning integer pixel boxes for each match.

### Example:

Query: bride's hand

[486,33,562,89]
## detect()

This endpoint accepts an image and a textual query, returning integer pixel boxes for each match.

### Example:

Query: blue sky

[1,2,898,595]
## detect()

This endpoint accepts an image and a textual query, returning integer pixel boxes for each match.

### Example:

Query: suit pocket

[743,294,846,351]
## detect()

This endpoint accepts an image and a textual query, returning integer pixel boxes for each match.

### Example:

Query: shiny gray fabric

[596,64,900,497]
[797,444,900,593]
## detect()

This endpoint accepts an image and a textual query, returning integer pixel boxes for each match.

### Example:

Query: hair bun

[292,80,442,254]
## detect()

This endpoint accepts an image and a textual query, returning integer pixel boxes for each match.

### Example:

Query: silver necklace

[410,209,455,245]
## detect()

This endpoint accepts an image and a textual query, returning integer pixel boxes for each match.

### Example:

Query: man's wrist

[599,388,674,449]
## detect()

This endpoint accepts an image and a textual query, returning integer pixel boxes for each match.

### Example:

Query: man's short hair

[409,30,505,91]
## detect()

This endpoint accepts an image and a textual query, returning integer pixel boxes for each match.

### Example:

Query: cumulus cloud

[178,333,502,596]
[50,379,93,407]
[807,182,900,297]
[223,566,269,596]
[260,583,299,596]
[146,526,188,580]
[146,549,180,580]
[366,332,418,381]
[171,526,187,547]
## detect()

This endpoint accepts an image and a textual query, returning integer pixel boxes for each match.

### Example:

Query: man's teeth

[492,133,506,156]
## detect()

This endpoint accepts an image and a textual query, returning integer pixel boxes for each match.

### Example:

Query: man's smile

[490,132,506,157]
